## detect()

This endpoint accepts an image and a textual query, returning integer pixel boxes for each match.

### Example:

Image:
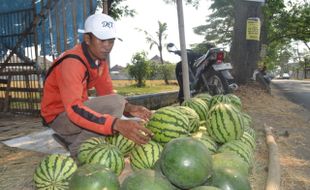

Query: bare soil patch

[235,83,310,190]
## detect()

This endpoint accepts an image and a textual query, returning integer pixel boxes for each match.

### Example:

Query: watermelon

[33,154,77,190]
[77,137,107,165]
[209,94,233,109]
[240,131,256,150]
[130,140,163,170]
[191,186,221,190]
[86,144,125,176]
[212,152,250,176]
[181,98,209,122]
[192,131,218,153]
[242,112,252,127]
[242,113,256,140]
[146,106,190,145]
[106,134,135,156]
[226,94,242,109]
[244,125,256,140]
[160,137,213,189]
[209,167,251,190]
[175,106,200,133]
[207,103,244,143]
[121,169,174,190]
[218,140,254,166]
[195,93,213,105]
[69,164,120,190]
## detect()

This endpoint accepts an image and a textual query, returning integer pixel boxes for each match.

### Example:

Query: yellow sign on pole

[246,17,261,41]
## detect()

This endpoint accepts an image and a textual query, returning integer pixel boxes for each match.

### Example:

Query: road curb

[126,91,179,110]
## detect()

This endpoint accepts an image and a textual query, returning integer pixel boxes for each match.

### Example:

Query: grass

[2,80,179,111]
[112,80,179,96]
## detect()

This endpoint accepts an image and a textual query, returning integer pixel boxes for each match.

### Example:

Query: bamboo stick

[264,124,281,190]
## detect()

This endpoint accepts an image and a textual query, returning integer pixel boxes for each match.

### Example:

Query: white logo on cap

[102,21,113,28]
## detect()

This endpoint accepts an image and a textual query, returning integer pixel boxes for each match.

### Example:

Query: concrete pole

[176,0,191,100]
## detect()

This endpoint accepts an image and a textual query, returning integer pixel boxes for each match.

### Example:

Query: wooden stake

[264,124,281,190]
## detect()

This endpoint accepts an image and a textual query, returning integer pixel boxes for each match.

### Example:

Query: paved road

[272,79,310,111]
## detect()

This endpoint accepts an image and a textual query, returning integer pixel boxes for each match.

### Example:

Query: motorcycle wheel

[203,69,230,95]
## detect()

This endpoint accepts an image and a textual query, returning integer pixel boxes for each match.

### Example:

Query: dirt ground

[235,82,310,190]
[0,82,309,190]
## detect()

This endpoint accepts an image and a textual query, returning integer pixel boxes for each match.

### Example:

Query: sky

[109,0,212,67]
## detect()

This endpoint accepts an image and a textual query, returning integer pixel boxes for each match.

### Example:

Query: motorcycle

[167,43,238,103]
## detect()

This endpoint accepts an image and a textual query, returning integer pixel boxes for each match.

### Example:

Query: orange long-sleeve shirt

[41,42,115,135]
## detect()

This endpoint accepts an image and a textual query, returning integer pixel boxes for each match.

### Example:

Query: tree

[158,63,176,82]
[137,21,170,84]
[98,0,136,20]
[127,52,151,87]
[194,0,309,82]
[193,0,234,47]
[162,0,200,8]
[267,1,310,49]
[138,21,168,65]
[230,0,262,84]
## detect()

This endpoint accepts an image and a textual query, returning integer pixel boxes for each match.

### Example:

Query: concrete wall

[126,91,179,110]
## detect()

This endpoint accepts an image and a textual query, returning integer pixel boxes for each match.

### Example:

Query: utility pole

[176,0,190,100]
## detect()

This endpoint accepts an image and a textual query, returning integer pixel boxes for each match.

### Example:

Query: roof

[110,64,125,72]
[150,55,161,63]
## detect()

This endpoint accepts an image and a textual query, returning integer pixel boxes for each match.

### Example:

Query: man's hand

[124,103,152,121]
[113,119,153,145]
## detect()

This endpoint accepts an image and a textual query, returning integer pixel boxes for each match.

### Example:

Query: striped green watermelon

[207,103,244,143]
[69,163,120,190]
[86,144,125,176]
[106,134,135,156]
[218,140,254,166]
[181,98,209,122]
[130,140,163,170]
[209,94,233,109]
[212,152,250,176]
[240,131,256,150]
[77,137,107,165]
[242,112,252,128]
[175,106,200,133]
[226,94,242,109]
[244,125,256,140]
[191,131,218,153]
[121,169,174,190]
[146,106,190,145]
[33,154,77,190]
[195,93,213,105]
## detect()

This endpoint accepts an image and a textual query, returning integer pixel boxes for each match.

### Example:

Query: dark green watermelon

[160,137,213,189]
[212,152,250,176]
[121,169,174,190]
[209,167,251,190]
[191,186,221,190]
[69,164,120,190]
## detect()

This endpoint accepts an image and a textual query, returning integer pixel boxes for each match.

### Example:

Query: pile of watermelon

[33,93,256,190]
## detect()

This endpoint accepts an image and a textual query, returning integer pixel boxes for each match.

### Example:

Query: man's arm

[57,59,115,135]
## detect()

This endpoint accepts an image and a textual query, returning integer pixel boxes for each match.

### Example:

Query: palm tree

[138,21,168,65]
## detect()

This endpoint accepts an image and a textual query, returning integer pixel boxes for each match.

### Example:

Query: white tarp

[1,115,142,155]
[2,129,69,155]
